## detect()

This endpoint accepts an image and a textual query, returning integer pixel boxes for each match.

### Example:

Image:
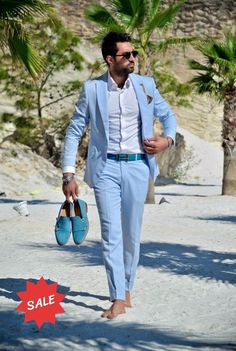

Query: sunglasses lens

[122,51,138,59]
[123,52,131,59]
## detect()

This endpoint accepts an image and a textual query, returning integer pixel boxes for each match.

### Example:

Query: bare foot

[125,291,132,307]
[101,299,126,319]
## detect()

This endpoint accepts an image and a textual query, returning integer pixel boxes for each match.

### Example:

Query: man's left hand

[143,136,170,154]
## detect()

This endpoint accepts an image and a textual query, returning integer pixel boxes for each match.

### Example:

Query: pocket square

[140,83,153,104]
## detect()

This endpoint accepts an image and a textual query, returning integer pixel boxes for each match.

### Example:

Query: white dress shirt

[107,72,144,154]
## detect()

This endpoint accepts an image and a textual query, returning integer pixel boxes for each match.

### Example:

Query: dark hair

[101,32,132,63]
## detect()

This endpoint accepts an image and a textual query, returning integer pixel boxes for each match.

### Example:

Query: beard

[114,63,134,77]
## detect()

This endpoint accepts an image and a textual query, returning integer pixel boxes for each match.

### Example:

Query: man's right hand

[62,179,79,202]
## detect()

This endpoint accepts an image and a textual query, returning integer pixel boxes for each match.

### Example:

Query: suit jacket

[63,72,177,188]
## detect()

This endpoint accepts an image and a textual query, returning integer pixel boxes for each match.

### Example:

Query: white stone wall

[51,0,236,39]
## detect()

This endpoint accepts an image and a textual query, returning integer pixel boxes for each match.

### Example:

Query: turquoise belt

[107,153,146,161]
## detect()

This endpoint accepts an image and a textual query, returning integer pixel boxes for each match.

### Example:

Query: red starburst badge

[16,277,66,328]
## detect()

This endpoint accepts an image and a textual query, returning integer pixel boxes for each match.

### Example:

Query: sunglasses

[115,50,139,60]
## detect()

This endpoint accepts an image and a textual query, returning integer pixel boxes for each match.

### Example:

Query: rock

[159,197,170,205]
[0,141,61,196]
[155,131,186,180]
[0,141,92,197]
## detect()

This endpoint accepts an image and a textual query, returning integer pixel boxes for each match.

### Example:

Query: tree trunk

[145,177,155,204]
[222,87,236,195]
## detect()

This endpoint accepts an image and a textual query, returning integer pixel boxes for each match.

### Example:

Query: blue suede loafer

[55,201,72,245]
[71,199,89,245]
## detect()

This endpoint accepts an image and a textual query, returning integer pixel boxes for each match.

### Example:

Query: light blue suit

[63,72,176,301]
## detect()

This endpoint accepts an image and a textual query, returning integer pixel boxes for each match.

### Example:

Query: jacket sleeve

[63,83,90,173]
[152,78,177,142]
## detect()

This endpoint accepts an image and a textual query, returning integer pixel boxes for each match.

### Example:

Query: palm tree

[189,31,236,195]
[0,0,51,78]
[85,0,190,203]
[86,0,188,75]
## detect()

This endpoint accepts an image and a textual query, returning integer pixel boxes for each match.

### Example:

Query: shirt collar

[108,71,130,91]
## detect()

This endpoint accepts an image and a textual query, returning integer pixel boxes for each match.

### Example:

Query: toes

[106,309,125,319]
[101,309,111,318]
[107,312,117,319]
[101,306,126,319]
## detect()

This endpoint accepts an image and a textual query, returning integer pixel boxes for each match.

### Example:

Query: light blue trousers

[94,158,150,301]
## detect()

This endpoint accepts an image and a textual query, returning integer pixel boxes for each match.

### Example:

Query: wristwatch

[62,174,74,185]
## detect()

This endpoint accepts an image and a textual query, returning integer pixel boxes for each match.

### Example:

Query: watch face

[62,175,74,184]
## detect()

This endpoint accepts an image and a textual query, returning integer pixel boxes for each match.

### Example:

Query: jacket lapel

[96,73,109,140]
[129,73,150,139]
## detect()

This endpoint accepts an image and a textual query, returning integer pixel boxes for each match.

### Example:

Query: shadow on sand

[0,277,107,313]
[139,241,236,284]
[0,302,235,351]
[193,215,236,224]
[0,199,62,205]
[22,240,236,285]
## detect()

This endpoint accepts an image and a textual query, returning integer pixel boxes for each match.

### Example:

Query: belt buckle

[118,154,129,161]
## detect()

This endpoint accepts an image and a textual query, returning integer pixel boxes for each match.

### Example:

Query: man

[62,32,176,319]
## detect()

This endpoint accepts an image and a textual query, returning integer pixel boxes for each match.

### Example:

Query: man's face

[108,41,137,76]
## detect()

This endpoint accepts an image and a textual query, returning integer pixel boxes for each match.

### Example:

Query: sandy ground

[0,129,236,351]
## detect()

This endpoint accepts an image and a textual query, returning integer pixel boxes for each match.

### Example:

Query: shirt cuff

[62,166,75,174]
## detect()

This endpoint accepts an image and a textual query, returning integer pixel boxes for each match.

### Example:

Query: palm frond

[192,34,236,81]
[190,73,220,96]
[111,0,147,28]
[188,59,211,71]
[200,47,236,73]
[215,44,231,60]
[195,35,236,64]
[8,28,44,78]
[0,0,50,20]
[145,0,185,34]
[85,4,122,31]
[150,0,161,14]
[225,31,236,58]
[127,0,146,31]
[111,0,137,17]
[212,56,236,71]
[158,35,197,52]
